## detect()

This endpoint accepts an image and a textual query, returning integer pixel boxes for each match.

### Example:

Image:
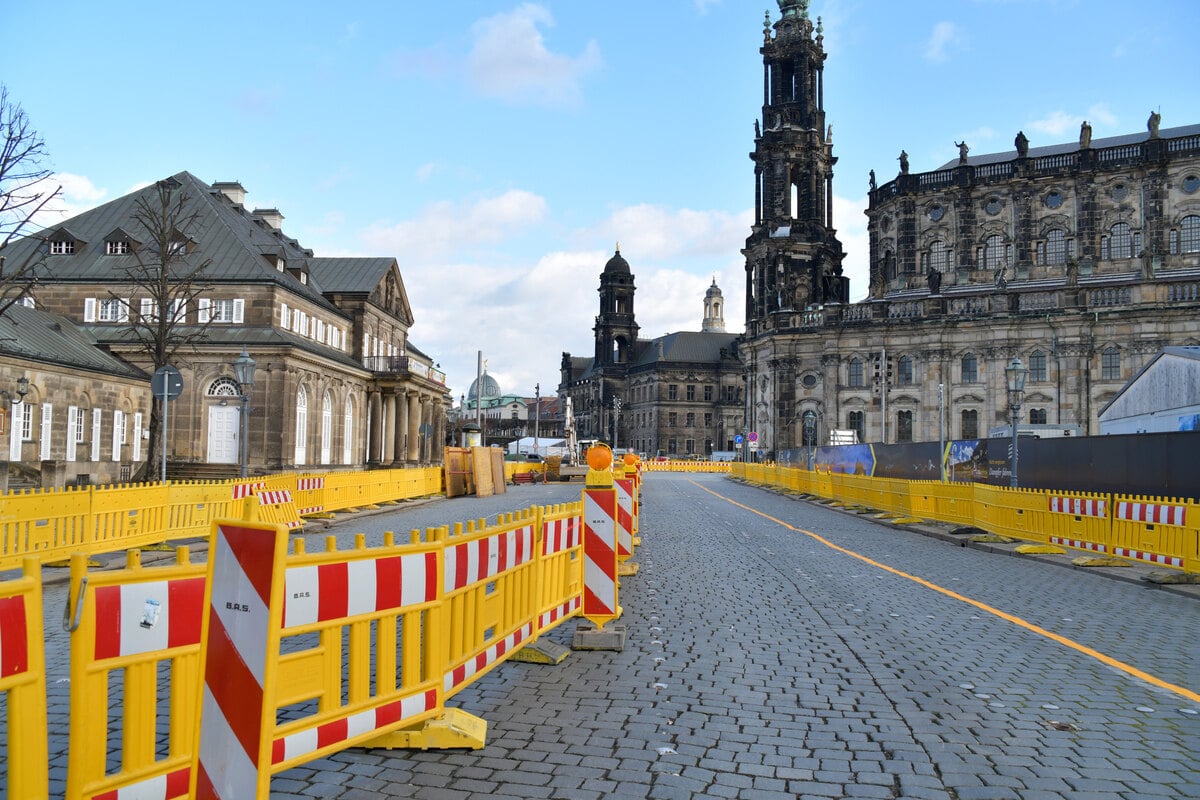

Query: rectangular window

[668,384,678,400]
[685,412,695,427]
[1029,351,1047,382]
[703,385,713,402]
[896,410,913,443]
[848,411,865,444]
[668,438,678,454]
[39,403,52,461]
[50,240,75,255]
[849,359,864,387]
[1101,349,1121,381]
[685,439,695,455]
[668,412,677,427]
[961,409,978,439]
[105,240,130,255]
[200,298,245,323]
[704,413,713,427]
[686,385,696,401]
[21,404,33,441]
[98,298,129,322]
[1029,408,1047,425]
[961,354,978,383]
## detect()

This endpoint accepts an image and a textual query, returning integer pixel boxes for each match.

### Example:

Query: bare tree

[0,85,61,316]
[113,178,216,479]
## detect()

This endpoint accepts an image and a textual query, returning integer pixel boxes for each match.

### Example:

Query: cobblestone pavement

[29,474,1200,799]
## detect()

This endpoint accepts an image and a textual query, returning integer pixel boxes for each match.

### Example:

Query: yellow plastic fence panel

[164,480,227,541]
[909,480,976,528]
[267,530,445,775]
[90,483,173,553]
[246,476,304,530]
[65,547,206,800]
[321,471,368,512]
[1,558,49,800]
[828,472,868,507]
[441,509,540,699]
[1044,491,1113,555]
[293,473,329,517]
[972,485,1051,544]
[534,503,584,635]
[1110,495,1196,571]
[0,485,91,570]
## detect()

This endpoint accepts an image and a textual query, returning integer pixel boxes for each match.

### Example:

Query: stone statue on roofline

[1079,120,1092,149]
[1148,110,1162,138]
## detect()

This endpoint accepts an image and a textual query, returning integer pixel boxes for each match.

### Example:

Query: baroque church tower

[743,0,846,337]
[593,246,639,369]
[702,279,726,333]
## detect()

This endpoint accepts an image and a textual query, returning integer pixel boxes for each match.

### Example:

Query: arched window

[961,409,978,439]
[208,377,240,397]
[1045,229,1067,265]
[896,410,913,442]
[848,411,865,443]
[1182,215,1200,253]
[342,396,354,465]
[961,353,978,383]
[1101,347,1121,381]
[983,235,1008,270]
[848,358,864,387]
[1109,222,1133,260]
[1029,350,1047,382]
[928,240,951,273]
[294,385,308,465]
[1030,408,1048,424]
[320,391,333,465]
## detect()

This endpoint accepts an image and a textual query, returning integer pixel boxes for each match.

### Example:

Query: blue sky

[5,0,1199,402]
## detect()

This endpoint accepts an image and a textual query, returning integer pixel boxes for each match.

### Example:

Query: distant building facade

[1,172,450,483]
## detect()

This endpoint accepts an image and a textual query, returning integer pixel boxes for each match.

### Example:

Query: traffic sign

[749,441,759,451]
[733,434,744,445]
[748,431,758,442]
[151,365,183,401]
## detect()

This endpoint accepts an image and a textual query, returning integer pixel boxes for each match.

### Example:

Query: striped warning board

[444,621,533,694]
[614,478,635,559]
[193,519,288,800]
[93,576,205,658]
[1116,501,1186,526]
[1049,536,1107,553]
[1048,495,1107,517]
[582,487,619,628]
[283,553,438,627]
[271,689,437,766]
[295,476,326,516]
[1113,547,1184,568]
[443,526,535,592]
[542,515,580,555]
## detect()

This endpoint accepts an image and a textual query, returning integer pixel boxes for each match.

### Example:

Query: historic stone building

[739,1,1200,458]
[558,249,743,457]
[1,172,450,483]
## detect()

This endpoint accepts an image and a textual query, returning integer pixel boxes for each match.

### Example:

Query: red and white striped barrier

[96,767,191,800]
[1113,548,1184,568]
[283,553,438,628]
[93,577,205,658]
[538,597,580,630]
[542,516,580,555]
[271,689,437,766]
[194,520,287,800]
[614,478,635,559]
[295,477,325,516]
[444,526,535,592]
[1049,536,1107,553]
[582,487,619,628]
[231,482,265,500]
[444,621,533,693]
[1116,501,1187,527]
[1048,495,1107,517]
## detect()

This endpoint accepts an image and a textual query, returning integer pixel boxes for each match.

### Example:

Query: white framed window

[112,409,125,461]
[50,240,75,255]
[342,396,354,465]
[320,391,333,465]
[106,240,130,255]
[198,298,245,324]
[294,385,308,465]
[280,303,291,329]
[85,297,130,323]
[66,405,79,462]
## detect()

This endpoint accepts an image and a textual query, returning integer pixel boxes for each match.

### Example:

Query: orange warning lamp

[586,445,614,487]
[623,453,637,466]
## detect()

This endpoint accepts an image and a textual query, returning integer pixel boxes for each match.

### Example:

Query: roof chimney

[252,208,284,230]
[212,181,247,205]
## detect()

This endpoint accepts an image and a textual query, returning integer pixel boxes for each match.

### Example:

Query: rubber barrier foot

[366,708,487,750]
[510,639,572,664]
[1015,544,1066,555]
[1073,556,1134,568]
[618,562,640,576]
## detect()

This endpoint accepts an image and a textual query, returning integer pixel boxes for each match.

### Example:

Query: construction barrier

[581,485,620,629]
[1045,492,1111,554]
[57,500,589,799]
[1110,495,1195,570]
[0,467,445,571]
[1,558,49,800]
[641,459,732,473]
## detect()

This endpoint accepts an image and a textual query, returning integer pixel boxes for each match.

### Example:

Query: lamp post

[612,395,621,451]
[1005,356,1027,488]
[232,347,256,478]
[802,410,817,471]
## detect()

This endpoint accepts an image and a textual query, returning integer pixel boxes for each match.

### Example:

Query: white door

[207,405,241,464]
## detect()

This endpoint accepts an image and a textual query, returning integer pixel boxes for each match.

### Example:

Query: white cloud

[415,162,437,182]
[21,172,108,230]
[466,4,602,107]
[1029,110,1077,138]
[923,21,963,63]
[833,193,871,302]
[361,188,548,261]
[581,203,750,261]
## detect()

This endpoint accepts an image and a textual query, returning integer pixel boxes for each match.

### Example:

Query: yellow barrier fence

[642,460,733,473]
[1110,495,1198,572]
[535,503,584,632]
[1,557,49,800]
[65,547,206,800]
[1044,491,1112,555]
[909,479,976,528]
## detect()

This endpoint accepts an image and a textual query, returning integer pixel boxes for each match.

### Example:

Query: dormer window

[50,240,75,255]
[106,240,130,255]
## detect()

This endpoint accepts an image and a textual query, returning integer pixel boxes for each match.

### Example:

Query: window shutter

[171,298,186,323]
[119,299,130,322]
[39,403,52,461]
[112,410,124,461]
[9,404,22,461]
[84,298,97,322]
[198,298,211,323]
[132,412,143,461]
[91,409,102,461]
[66,405,78,461]
[233,298,244,324]
[280,303,290,328]
[141,298,155,320]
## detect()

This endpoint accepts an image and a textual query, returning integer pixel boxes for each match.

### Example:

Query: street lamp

[232,347,256,478]
[1005,356,1027,488]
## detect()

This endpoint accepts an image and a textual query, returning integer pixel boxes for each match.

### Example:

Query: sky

[4,0,1199,403]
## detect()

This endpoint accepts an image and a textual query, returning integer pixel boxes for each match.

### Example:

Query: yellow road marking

[696,481,1200,706]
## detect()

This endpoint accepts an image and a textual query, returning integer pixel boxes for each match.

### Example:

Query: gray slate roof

[0,303,147,378]
[934,123,1200,171]
[630,331,739,367]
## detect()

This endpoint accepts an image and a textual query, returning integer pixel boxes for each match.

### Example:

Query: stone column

[394,390,408,464]
[407,392,422,465]
[368,390,383,465]
[382,392,396,464]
